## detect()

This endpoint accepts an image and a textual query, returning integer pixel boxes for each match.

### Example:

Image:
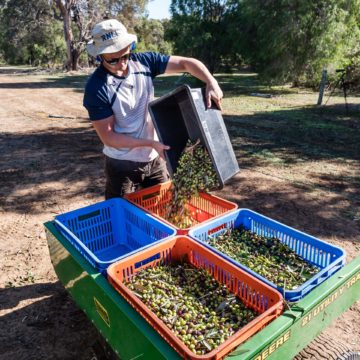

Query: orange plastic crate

[107,236,284,360]
[124,181,238,235]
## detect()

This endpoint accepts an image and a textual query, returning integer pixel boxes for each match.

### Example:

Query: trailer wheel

[90,334,119,360]
[337,352,360,360]
[293,333,359,360]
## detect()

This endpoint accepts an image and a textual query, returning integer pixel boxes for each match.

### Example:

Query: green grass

[4,65,358,165]
[151,72,360,219]
[2,66,358,224]
[153,71,359,208]
[155,72,360,170]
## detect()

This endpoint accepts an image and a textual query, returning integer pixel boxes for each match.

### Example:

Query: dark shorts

[104,155,169,199]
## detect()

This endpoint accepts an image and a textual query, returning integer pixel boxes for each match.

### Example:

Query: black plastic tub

[149,85,240,188]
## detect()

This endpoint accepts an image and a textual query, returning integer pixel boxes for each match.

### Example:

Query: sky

[146,0,172,20]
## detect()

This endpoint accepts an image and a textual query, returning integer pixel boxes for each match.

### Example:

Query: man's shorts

[104,155,169,199]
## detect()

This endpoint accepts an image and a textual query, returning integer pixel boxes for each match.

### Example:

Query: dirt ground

[0,67,359,360]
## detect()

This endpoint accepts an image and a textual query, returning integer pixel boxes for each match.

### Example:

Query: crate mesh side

[249,218,330,269]
[190,196,228,217]
[122,247,173,283]
[191,249,270,313]
[139,187,170,217]
[66,207,115,253]
[124,208,172,245]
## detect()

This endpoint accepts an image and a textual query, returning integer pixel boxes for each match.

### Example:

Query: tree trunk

[71,46,80,70]
[56,0,75,71]
[63,11,74,70]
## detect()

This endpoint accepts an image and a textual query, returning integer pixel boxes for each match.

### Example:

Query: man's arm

[165,56,223,110]
[91,115,170,159]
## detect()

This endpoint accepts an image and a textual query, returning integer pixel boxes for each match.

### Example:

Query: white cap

[87,19,137,57]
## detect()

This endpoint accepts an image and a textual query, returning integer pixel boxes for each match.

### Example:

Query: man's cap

[87,19,137,57]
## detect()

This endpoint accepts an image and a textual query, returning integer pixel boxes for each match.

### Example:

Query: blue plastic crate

[188,209,346,301]
[54,198,176,274]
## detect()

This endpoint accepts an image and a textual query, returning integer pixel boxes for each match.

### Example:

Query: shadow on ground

[0,125,104,213]
[0,75,88,92]
[220,103,360,239]
[0,70,299,96]
[222,174,360,242]
[224,104,360,163]
[0,282,98,360]
[0,102,358,242]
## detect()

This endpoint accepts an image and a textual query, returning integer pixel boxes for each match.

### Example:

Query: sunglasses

[102,52,131,66]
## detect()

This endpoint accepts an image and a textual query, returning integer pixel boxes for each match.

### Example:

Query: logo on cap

[101,31,118,41]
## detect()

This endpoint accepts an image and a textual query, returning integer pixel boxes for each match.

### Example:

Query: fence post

[317,69,328,105]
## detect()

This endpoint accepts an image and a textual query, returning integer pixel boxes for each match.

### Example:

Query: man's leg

[104,156,145,199]
[142,156,170,188]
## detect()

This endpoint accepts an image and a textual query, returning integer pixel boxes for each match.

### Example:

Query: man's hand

[206,80,223,110]
[152,141,170,160]
[165,56,224,111]
[91,117,171,156]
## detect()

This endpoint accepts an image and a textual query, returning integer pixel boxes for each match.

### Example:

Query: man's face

[101,45,131,72]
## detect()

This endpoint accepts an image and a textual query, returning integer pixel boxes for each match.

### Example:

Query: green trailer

[45,221,360,360]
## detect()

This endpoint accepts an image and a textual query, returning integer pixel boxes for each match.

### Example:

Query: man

[83,19,223,199]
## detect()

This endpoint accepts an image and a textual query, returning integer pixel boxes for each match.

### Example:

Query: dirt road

[0,67,359,359]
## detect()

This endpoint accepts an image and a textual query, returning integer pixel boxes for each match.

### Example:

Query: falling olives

[166,140,219,228]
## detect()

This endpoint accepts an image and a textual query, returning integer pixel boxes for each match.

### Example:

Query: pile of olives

[165,140,219,228]
[209,228,319,289]
[125,262,257,355]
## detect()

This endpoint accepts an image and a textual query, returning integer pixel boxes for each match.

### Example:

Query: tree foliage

[0,0,65,66]
[228,0,360,85]
[135,18,173,54]
[0,0,151,70]
[167,0,360,84]
[167,0,237,73]
[53,0,103,70]
[0,0,359,86]
[53,0,149,70]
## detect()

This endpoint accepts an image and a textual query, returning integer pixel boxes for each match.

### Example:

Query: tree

[231,0,360,85]
[0,0,61,65]
[53,0,106,70]
[0,0,150,69]
[53,0,150,71]
[167,0,237,73]
[135,18,173,54]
